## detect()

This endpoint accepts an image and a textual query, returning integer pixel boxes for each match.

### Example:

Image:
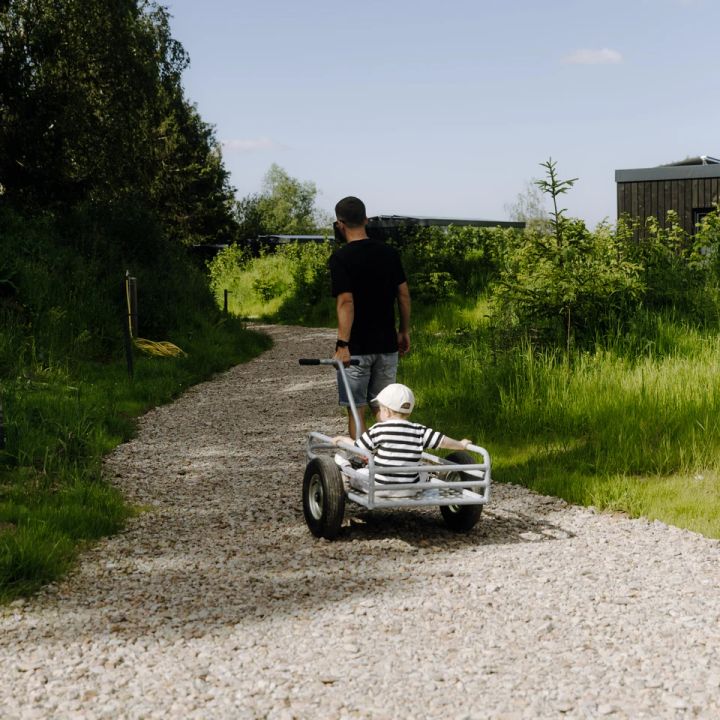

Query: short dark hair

[335,196,367,228]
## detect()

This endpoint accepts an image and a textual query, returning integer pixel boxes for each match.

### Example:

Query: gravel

[1,324,720,719]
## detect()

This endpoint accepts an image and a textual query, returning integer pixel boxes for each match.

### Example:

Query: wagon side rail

[307,431,492,510]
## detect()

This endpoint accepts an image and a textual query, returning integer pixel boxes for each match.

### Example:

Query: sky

[163,0,720,228]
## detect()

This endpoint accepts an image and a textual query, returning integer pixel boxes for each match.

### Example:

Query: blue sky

[164,0,719,227]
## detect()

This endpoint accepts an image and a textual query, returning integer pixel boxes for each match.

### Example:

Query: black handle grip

[298,358,361,366]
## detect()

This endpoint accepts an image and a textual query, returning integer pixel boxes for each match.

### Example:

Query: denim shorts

[337,353,399,408]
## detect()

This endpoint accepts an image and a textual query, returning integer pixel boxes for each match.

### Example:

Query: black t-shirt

[329,239,407,354]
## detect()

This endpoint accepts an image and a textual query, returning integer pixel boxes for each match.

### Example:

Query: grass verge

[401,300,720,539]
[0,317,271,604]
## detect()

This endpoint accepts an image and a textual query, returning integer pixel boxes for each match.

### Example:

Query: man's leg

[366,353,399,415]
[337,355,371,439]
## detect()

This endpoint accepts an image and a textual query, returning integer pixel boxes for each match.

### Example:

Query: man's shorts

[337,353,399,408]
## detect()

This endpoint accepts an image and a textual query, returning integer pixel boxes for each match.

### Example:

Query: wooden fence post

[126,272,138,338]
[123,271,136,378]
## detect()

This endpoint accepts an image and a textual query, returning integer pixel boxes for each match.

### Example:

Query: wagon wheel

[302,456,346,540]
[439,450,483,532]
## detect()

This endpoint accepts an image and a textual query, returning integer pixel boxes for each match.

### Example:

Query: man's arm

[334,292,354,364]
[396,281,411,356]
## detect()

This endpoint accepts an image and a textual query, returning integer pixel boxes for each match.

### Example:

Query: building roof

[368,215,525,229]
[663,155,720,167]
[256,234,329,242]
[616,155,720,182]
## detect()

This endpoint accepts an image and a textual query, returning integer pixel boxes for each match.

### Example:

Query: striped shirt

[356,420,444,483]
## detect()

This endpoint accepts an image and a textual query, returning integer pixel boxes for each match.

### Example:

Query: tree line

[0,0,334,365]
[0,0,235,245]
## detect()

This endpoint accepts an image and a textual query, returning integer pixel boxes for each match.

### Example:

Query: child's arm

[332,435,355,446]
[438,436,472,451]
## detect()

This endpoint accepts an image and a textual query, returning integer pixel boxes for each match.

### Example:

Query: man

[329,196,411,438]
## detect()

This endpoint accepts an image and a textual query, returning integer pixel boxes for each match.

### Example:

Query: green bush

[618,211,703,316]
[489,161,643,349]
[398,224,519,298]
[275,241,334,324]
[208,241,335,325]
[490,217,644,349]
[0,203,225,364]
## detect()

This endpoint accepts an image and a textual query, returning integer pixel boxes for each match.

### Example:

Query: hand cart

[299,359,491,539]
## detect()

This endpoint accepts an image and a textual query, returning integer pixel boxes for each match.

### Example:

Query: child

[332,382,472,487]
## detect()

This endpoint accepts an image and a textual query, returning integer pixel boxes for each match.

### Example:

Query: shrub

[275,241,334,324]
[489,160,643,350]
[399,224,519,298]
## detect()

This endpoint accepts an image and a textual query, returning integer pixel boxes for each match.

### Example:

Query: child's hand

[461,439,472,449]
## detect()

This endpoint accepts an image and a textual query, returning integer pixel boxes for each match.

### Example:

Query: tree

[0,0,184,207]
[533,159,578,250]
[235,164,331,241]
[0,0,236,247]
[504,179,550,232]
[150,91,236,246]
[492,159,642,349]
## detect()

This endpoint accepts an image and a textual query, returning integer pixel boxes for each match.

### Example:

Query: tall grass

[204,234,720,538]
[212,248,297,318]
[402,303,720,538]
[208,242,335,325]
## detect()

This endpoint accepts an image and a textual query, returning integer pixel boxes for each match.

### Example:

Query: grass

[215,250,297,319]
[401,299,720,538]
[207,244,720,539]
[0,316,271,603]
[208,242,336,326]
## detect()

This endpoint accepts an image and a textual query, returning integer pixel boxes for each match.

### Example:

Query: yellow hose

[132,337,187,357]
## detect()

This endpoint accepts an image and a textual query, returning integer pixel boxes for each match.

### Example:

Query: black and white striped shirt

[356,420,444,483]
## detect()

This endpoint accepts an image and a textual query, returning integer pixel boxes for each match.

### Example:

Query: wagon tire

[440,450,483,532]
[303,456,346,539]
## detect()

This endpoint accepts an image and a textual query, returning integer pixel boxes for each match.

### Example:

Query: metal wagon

[299,359,491,540]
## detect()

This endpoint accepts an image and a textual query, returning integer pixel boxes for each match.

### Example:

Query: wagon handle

[299,358,362,435]
[298,358,360,365]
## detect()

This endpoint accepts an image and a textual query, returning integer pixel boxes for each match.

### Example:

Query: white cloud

[563,48,623,65]
[221,137,285,153]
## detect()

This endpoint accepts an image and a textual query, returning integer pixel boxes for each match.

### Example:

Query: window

[693,207,714,233]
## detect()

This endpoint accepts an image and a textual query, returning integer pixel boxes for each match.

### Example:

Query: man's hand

[397,330,410,356]
[334,345,352,366]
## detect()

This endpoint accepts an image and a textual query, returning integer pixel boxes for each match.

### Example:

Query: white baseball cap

[373,383,415,414]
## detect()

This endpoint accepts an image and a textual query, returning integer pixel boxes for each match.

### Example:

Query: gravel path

[2,324,720,720]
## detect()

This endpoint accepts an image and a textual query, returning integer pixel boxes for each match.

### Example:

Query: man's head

[335,196,367,229]
[373,383,415,418]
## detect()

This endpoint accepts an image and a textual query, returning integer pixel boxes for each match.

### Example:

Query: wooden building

[615,155,720,235]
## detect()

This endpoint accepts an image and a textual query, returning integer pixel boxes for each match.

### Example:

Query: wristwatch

[335,339,350,351]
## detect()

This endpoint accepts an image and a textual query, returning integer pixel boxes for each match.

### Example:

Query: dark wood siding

[617,177,719,236]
